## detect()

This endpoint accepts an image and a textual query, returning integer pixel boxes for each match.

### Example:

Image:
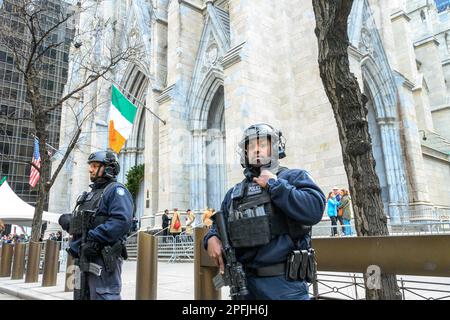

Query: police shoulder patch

[116,187,126,196]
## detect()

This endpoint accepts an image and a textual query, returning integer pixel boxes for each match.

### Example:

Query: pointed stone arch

[185,3,230,211]
[189,68,224,131]
[189,70,226,211]
[348,0,409,223]
[361,64,409,223]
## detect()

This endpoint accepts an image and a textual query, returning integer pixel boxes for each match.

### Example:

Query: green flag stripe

[111,85,137,123]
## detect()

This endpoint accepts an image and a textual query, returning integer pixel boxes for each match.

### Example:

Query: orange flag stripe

[109,120,126,153]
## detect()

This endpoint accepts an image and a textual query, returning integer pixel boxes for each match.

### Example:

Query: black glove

[80,240,101,258]
[58,214,72,233]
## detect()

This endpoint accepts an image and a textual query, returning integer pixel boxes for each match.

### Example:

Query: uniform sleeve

[268,170,326,226]
[203,188,233,250]
[88,186,134,244]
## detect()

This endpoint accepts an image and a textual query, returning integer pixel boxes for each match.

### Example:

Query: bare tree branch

[45,47,137,113]
[46,127,81,189]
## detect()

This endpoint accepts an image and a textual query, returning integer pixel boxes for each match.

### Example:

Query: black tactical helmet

[87,150,120,179]
[238,123,286,170]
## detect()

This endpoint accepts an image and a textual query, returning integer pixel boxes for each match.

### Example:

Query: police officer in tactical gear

[204,123,326,300]
[58,150,133,300]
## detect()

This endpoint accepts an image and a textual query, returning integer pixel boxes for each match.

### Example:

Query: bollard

[25,241,41,283]
[42,240,59,286]
[65,253,74,292]
[0,243,14,277]
[11,242,26,279]
[194,227,221,300]
[135,231,158,299]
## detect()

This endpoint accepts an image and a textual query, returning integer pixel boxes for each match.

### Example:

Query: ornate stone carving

[206,43,219,66]
[360,27,373,55]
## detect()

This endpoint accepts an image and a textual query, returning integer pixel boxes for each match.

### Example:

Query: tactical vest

[69,181,120,236]
[228,171,311,248]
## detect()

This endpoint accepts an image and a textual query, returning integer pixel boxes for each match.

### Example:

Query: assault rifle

[212,211,249,300]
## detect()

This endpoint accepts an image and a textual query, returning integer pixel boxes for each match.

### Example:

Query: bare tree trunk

[312,0,401,299]
[26,117,49,282]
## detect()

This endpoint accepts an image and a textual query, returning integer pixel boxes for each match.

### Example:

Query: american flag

[29,137,40,188]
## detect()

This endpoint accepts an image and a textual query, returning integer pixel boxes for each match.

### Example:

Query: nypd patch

[116,188,125,196]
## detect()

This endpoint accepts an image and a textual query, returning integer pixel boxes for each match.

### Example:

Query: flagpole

[109,80,166,125]
[30,133,58,152]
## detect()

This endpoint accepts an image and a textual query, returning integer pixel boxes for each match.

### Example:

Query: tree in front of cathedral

[0,0,140,282]
[312,0,402,299]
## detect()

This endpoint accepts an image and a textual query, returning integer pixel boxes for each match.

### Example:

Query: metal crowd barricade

[154,226,194,262]
[172,232,194,262]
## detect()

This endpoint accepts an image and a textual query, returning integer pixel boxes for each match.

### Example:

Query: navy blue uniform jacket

[69,180,134,255]
[204,169,326,269]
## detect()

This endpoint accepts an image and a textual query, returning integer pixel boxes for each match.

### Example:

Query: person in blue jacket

[326,191,340,236]
[59,151,133,300]
[204,123,325,300]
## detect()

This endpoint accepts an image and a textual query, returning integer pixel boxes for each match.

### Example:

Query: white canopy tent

[0,181,61,226]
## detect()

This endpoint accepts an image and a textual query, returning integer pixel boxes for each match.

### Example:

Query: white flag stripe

[109,104,133,139]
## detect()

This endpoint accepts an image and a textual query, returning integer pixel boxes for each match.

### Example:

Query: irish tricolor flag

[108,85,137,153]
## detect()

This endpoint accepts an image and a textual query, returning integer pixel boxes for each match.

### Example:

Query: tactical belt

[245,263,286,277]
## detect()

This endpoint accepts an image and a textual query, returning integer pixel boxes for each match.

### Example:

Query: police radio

[278,131,286,159]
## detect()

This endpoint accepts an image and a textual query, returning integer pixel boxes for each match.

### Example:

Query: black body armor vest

[228,175,311,248]
[69,181,119,236]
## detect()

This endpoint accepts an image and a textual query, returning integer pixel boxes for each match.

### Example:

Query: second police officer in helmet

[58,150,133,300]
[204,123,326,300]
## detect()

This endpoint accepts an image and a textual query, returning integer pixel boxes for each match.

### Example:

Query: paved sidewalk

[0,261,230,300]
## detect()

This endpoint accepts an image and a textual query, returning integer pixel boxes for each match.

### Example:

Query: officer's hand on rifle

[207,236,224,273]
[81,238,101,258]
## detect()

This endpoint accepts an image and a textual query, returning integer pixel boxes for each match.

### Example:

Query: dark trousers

[337,216,345,234]
[162,226,169,242]
[330,216,338,236]
[87,255,123,300]
[244,275,309,300]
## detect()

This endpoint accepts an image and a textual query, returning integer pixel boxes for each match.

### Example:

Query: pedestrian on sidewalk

[338,189,353,236]
[327,191,340,236]
[170,208,182,236]
[185,209,195,236]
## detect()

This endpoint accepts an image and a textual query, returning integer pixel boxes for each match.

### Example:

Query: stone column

[139,0,168,230]
[140,87,161,230]
[377,119,408,224]
[190,130,207,212]
[154,0,204,218]
[395,74,434,222]
[205,128,227,211]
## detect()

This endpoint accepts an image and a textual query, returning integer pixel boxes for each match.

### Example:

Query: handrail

[127,231,139,239]
[153,226,170,236]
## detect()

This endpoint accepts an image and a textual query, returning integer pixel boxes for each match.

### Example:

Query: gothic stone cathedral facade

[49,0,450,231]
